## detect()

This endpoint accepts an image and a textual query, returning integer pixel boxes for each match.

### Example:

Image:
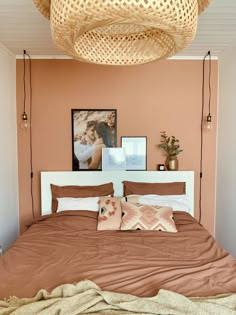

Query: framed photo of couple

[72,109,117,171]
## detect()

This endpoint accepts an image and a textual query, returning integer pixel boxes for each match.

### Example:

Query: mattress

[0,210,236,300]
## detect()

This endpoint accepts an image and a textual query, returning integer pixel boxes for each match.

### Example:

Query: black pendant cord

[23,50,35,220]
[23,52,26,115]
[199,50,211,224]
[208,52,212,116]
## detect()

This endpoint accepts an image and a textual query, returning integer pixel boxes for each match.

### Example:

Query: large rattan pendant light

[33,0,212,66]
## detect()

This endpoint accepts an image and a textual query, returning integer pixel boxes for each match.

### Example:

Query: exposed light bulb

[21,112,30,129]
[203,113,212,131]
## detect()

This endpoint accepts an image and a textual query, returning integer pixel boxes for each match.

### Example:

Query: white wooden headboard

[41,171,194,216]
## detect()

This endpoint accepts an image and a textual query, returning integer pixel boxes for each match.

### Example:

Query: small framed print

[121,136,147,171]
[157,164,165,171]
[102,148,126,171]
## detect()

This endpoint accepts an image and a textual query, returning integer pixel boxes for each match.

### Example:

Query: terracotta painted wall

[16,59,218,235]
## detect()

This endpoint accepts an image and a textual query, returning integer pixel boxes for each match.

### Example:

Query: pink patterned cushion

[120,202,177,232]
[97,197,122,230]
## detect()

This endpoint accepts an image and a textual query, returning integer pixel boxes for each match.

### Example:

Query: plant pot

[165,156,178,171]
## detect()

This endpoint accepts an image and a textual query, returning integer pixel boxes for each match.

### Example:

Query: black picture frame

[121,136,147,171]
[72,109,117,171]
[157,164,166,171]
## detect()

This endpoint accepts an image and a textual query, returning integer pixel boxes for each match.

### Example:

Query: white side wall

[216,46,236,257]
[0,43,19,253]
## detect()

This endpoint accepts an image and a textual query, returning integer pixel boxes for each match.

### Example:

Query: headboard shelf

[41,171,194,216]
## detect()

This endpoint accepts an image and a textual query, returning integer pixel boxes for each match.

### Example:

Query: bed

[1,171,236,315]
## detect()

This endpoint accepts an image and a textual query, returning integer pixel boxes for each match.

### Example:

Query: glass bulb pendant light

[203,113,212,131]
[21,112,30,129]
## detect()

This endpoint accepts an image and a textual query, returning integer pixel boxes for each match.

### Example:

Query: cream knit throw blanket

[0,280,236,315]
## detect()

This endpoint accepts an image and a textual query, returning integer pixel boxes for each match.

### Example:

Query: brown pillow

[122,181,185,196]
[51,182,114,213]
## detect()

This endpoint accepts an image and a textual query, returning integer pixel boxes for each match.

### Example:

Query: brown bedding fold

[0,211,236,300]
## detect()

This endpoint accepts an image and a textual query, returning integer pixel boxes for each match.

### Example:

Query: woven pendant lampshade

[33,0,212,66]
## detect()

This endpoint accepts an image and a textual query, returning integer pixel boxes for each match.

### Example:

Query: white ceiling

[0,0,236,59]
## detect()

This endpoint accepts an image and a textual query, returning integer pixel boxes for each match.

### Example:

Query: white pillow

[126,194,190,212]
[57,197,99,212]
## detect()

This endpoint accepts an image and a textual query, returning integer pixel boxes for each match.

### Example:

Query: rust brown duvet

[0,210,236,300]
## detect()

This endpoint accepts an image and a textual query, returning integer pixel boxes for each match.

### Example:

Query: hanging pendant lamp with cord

[33,0,212,66]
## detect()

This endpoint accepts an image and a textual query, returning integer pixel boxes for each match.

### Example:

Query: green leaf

[158,131,183,157]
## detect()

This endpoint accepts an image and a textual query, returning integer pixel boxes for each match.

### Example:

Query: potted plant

[158,131,183,171]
